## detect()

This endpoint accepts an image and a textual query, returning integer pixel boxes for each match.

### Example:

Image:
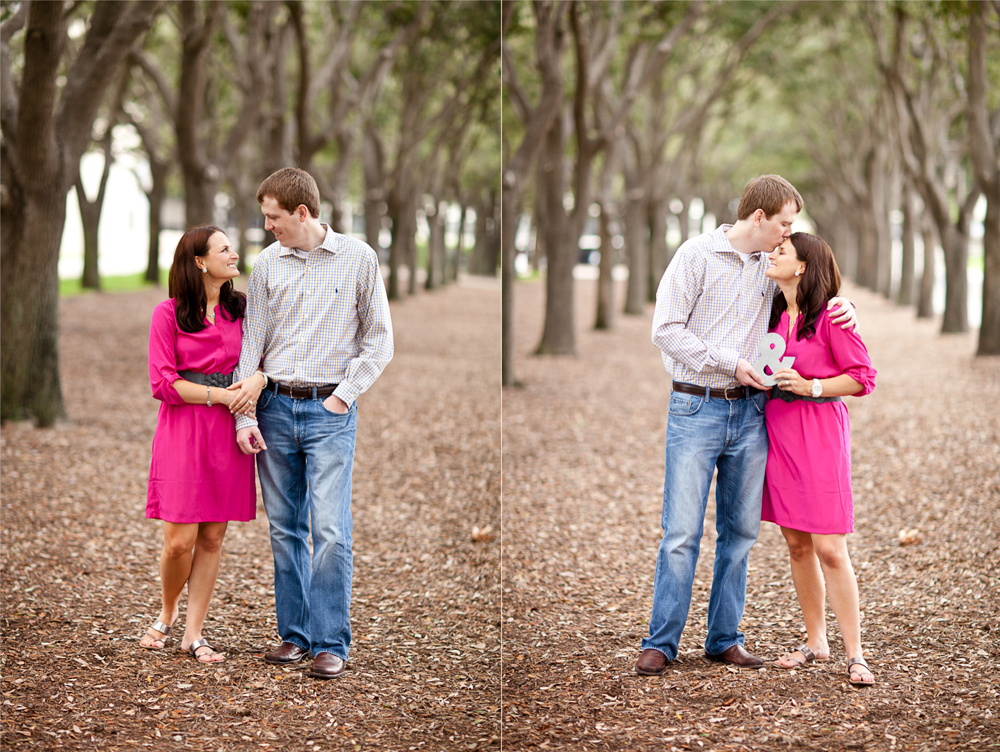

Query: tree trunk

[532,158,548,273]
[968,1,1000,355]
[594,203,614,330]
[1,0,159,426]
[502,178,518,387]
[76,135,114,290]
[855,201,878,291]
[425,198,446,290]
[872,165,892,297]
[143,166,167,284]
[917,219,936,319]
[647,194,668,303]
[406,189,419,296]
[386,184,403,300]
[469,189,499,276]
[897,180,916,306]
[362,128,385,257]
[978,191,1000,354]
[450,201,467,281]
[623,186,647,315]
[535,116,575,355]
[933,197,975,334]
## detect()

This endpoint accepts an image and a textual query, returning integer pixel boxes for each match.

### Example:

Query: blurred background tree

[502,0,1000,387]
[1,0,501,426]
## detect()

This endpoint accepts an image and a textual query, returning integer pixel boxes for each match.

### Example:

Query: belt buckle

[725,386,741,401]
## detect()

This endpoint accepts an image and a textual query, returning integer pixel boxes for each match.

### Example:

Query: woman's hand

[773,367,807,396]
[227,371,266,416]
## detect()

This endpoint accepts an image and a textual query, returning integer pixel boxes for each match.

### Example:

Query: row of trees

[2,1,996,423]
[1,0,500,426]
[502,0,1000,386]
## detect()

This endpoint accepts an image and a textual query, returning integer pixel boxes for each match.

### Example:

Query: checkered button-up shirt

[652,225,776,390]
[235,225,393,429]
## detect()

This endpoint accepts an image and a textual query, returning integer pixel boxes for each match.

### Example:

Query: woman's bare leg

[179,521,228,662]
[813,533,873,683]
[777,526,831,666]
[140,522,198,648]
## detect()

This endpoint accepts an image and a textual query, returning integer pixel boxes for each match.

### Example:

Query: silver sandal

[777,644,815,669]
[187,638,223,663]
[847,656,875,686]
[140,620,172,650]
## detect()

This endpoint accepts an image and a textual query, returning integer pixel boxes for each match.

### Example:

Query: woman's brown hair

[769,232,842,340]
[168,225,246,333]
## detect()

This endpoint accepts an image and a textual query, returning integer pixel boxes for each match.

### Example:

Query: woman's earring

[794,269,802,277]
[201,267,207,274]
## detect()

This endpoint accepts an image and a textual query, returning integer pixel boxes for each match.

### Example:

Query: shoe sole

[264,653,311,665]
[635,666,668,676]
[704,654,764,670]
[307,669,346,679]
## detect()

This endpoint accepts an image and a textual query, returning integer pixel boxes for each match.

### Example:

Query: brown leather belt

[274,383,339,399]
[672,381,763,400]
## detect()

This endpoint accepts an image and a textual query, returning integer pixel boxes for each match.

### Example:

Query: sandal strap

[188,638,214,656]
[149,621,172,636]
[848,656,869,670]
[797,645,816,663]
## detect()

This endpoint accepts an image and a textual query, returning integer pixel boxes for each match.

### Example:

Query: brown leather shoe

[264,642,311,665]
[635,648,670,676]
[307,652,346,679]
[705,644,764,669]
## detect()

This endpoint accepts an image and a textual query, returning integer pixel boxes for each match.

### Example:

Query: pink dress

[146,299,256,523]
[761,310,876,534]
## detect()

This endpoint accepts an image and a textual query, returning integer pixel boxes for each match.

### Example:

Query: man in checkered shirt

[233,168,393,679]
[635,175,857,676]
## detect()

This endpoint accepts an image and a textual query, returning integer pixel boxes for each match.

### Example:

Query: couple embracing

[139,168,393,679]
[636,175,878,688]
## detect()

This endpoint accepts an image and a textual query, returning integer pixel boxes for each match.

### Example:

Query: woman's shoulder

[819,298,866,344]
[151,297,177,322]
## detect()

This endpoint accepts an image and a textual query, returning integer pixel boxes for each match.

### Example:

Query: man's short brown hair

[736,175,803,221]
[256,168,321,218]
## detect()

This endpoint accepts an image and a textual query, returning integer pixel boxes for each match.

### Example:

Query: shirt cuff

[235,414,258,431]
[333,383,358,409]
[719,349,741,378]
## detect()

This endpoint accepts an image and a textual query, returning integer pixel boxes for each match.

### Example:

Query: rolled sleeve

[148,304,186,405]
[831,324,877,397]
[333,253,394,407]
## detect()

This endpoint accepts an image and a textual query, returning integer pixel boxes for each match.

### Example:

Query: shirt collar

[277,224,338,258]
[713,225,762,262]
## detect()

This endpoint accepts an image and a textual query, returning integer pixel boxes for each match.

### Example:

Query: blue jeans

[256,388,357,661]
[641,388,768,660]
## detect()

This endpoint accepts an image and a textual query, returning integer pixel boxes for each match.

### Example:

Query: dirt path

[1,278,500,751]
[502,278,1000,752]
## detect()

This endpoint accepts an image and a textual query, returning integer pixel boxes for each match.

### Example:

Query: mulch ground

[1,277,500,751]
[502,277,1000,752]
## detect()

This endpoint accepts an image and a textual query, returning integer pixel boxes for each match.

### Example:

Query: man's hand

[323,394,349,414]
[827,296,858,331]
[236,426,267,455]
[735,358,769,391]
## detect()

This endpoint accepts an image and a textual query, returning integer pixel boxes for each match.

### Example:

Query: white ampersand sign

[753,333,795,387]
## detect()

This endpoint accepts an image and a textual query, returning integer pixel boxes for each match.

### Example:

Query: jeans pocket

[258,390,274,411]
[751,391,768,415]
[320,398,352,417]
[669,392,704,416]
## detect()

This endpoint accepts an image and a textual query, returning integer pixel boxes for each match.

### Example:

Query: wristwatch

[810,378,823,398]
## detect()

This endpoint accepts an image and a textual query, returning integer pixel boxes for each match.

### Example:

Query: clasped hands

[735,297,857,391]
[233,392,348,456]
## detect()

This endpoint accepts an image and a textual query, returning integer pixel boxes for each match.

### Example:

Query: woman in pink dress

[761,233,877,687]
[139,226,265,663]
